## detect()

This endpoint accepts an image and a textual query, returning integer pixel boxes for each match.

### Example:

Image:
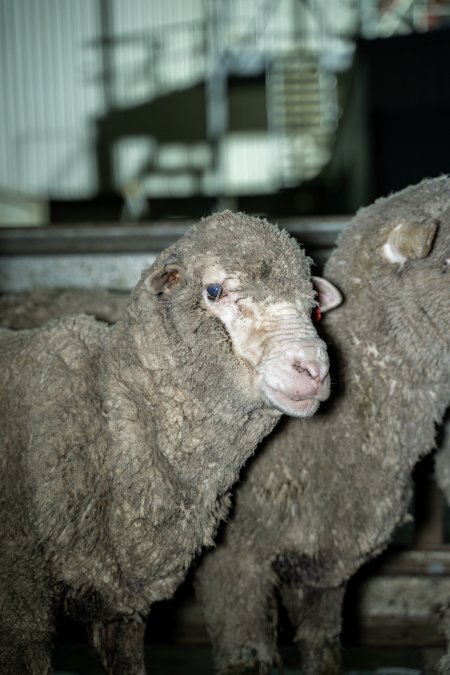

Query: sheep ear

[146,262,186,296]
[383,221,437,264]
[312,277,342,313]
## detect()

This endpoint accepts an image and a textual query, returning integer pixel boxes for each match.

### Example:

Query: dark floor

[50,543,449,675]
[52,643,444,674]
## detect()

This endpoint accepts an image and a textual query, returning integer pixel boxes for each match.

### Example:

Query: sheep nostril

[293,360,327,382]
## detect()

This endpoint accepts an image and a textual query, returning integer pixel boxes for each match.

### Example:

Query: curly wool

[196,179,450,675]
[0,211,318,674]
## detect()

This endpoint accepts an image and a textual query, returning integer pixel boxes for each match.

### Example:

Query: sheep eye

[206,283,223,300]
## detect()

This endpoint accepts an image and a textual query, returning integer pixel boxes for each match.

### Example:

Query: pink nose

[257,339,331,416]
[293,358,329,384]
[290,359,328,398]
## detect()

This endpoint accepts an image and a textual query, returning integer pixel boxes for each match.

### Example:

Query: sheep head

[325,177,450,364]
[130,211,342,418]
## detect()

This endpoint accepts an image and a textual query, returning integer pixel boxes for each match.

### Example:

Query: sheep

[436,413,450,507]
[0,288,128,329]
[195,179,450,675]
[434,411,450,673]
[0,210,342,675]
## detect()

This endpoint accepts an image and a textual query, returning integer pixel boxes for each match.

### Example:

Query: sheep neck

[103,316,275,475]
[99,318,279,605]
[327,292,450,456]
[290,301,450,579]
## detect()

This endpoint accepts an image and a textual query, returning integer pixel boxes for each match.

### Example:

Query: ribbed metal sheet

[0,0,101,196]
[2,1,447,203]
[0,0,343,200]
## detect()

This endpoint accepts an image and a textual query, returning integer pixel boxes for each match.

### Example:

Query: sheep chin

[260,383,321,418]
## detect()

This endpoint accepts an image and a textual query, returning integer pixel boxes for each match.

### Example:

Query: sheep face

[199,263,336,417]
[140,212,342,418]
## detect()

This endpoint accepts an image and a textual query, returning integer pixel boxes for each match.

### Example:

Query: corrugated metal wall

[0,0,102,196]
[2,1,449,203]
[11,1,444,203]
[0,0,350,201]
[1,0,213,198]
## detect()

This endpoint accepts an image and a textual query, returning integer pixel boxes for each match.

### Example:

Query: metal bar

[0,217,349,255]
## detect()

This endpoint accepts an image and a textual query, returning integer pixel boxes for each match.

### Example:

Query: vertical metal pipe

[99,0,115,111]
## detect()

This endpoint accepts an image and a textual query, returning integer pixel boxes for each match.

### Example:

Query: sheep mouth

[260,383,323,418]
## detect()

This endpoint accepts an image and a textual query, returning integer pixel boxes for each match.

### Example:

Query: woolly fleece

[0,211,319,675]
[196,179,450,675]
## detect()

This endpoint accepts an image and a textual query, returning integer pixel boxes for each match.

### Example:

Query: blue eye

[206,283,223,300]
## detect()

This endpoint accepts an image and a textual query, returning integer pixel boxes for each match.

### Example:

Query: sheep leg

[0,595,53,675]
[0,541,53,674]
[279,582,345,675]
[434,655,450,675]
[90,618,146,675]
[196,551,279,675]
[434,599,450,674]
[0,627,52,675]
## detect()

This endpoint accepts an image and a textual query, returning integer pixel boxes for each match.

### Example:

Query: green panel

[228,77,267,132]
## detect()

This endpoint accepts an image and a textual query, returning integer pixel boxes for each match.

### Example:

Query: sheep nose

[257,338,331,416]
[293,358,329,383]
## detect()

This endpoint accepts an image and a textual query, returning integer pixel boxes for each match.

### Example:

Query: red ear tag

[312,306,322,323]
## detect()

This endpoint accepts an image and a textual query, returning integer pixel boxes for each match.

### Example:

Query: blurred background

[2,0,450,225]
